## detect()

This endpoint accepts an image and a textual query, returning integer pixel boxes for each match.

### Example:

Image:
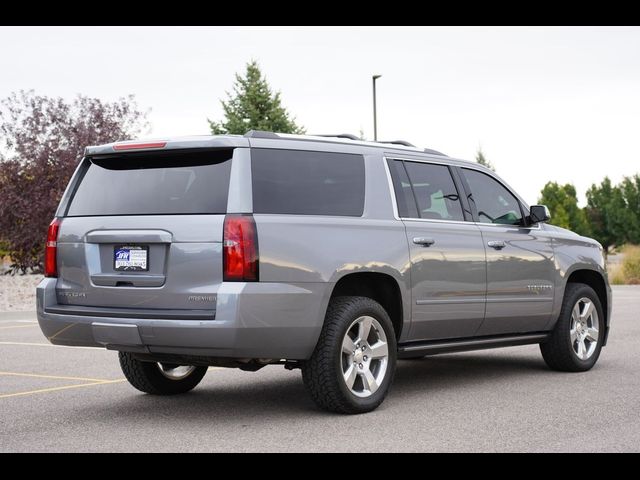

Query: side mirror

[529,205,551,224]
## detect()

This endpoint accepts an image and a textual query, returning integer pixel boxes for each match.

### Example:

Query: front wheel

[119,352,208,395]
[302,296,397,414]
[540,283,605,372]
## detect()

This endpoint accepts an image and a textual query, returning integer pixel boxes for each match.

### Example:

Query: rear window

[251,149,365,216]
[66,150,232,216]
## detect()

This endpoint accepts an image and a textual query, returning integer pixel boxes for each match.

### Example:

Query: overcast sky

[1,26,639,205]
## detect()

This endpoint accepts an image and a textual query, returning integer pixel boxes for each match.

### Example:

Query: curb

[0,311,37,320]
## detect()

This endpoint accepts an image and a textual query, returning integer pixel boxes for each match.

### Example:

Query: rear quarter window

[251,149,365,216]
[66,150,232,216]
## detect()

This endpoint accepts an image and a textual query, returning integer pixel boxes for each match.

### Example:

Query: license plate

[114,245,149,271]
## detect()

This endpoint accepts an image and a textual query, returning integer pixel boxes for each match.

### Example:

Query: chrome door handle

[413,237,435,247]
[487,240,506,250]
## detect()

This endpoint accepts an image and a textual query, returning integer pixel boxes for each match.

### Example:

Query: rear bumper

[36,278,330,360]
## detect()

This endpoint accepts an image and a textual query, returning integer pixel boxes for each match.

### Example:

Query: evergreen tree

[209,61,304,135]
[475,147,495,171]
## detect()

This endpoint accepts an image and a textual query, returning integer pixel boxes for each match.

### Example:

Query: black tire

[119,352,208,395]
[302,296,397,414]
[540,283,605,372]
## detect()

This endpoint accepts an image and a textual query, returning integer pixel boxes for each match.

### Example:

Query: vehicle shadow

[83,351,553,423]
[393,352,550,395]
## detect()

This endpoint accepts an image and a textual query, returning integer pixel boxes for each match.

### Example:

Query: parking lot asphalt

[1,286,639,452]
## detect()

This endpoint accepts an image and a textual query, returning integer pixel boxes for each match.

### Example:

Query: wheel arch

[329,271,407,341]
[564,267,610,345]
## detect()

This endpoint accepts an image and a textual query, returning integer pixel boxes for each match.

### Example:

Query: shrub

[609,245,640,285]
[609,263,626,285]
[621,245,640,285]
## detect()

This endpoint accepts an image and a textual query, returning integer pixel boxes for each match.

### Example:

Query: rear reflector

[223,215,259,282]
[44,218,61,278]
[113,141,167,151]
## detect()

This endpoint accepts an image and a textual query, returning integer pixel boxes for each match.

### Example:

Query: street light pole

[372,75,381,141]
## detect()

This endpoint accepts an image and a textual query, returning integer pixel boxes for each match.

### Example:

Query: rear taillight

[44,218,61,278]
[223,215,259,282]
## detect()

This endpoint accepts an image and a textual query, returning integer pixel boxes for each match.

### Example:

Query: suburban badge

[527,284,553,294]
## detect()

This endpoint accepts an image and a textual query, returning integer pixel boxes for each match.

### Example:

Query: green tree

[620,174,640,244]
[475,147,495,171]
[586,177,633,254]
[209,61,304,135]
[538,182,590,236]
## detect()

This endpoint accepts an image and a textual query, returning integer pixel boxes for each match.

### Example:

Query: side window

[251,149,365,216]
[462,168,523,226]
[403,161,465,221]
[387,159,419,218]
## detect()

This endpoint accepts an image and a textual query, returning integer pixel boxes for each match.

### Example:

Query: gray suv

[36,131,612,414]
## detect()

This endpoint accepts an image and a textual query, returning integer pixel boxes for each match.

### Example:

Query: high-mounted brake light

[223,215,259,282]
[113,141,167,151]
[44,218,61,278]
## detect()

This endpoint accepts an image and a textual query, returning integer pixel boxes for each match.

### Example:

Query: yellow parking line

[48,323,76,341]
[0,341,104,350]
[0,371,118,383]
[0,379,126,400]
[0,324,38,330]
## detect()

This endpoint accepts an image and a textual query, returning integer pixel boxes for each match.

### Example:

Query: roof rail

[377,140,416,147]
[423,148,447,156]
[243,130,447,156]
[314,133,361,140]
[244,130,280,139]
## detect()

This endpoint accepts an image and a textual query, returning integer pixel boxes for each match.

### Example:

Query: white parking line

[0,341,107,351]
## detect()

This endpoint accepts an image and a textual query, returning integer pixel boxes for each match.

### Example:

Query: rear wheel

[119,352,208,395]
[540,283,604,372]
[302,296,397,414]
